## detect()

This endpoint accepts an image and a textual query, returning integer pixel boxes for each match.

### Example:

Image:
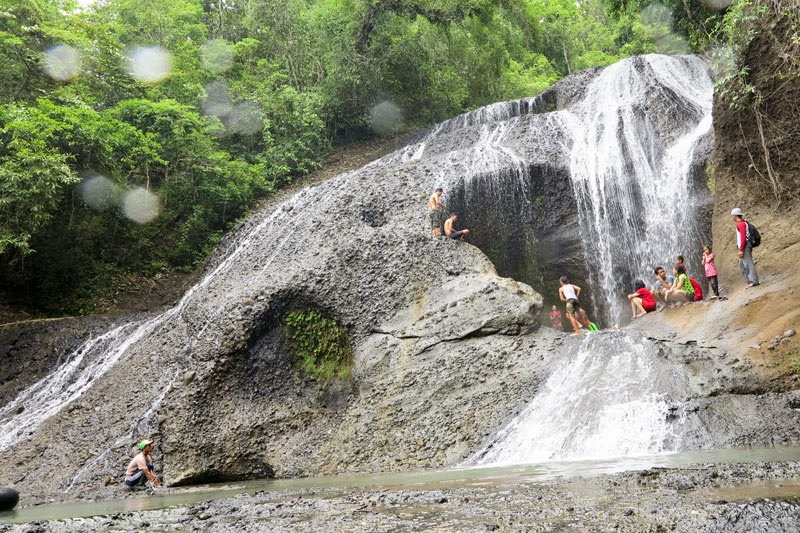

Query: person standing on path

[124,439,163,489]
[702,245,720,298]
[731,208,759,287]
[427,188,447,236]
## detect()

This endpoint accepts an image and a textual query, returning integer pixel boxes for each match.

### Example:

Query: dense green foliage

[0,0,730,313]
[282,309,352,380]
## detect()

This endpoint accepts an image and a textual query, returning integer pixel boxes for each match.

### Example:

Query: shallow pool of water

[3,445,800,524]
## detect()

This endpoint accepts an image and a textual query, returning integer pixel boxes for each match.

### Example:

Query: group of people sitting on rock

[628,248,722,319]
[555,208,760,330]
[427,188,470,240]
[551,248,725,333]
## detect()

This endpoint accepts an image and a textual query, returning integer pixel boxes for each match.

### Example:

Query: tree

[0,103,78,256]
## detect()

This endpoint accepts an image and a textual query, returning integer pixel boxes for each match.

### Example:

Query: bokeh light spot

[122,188,160,224]
[124,46,173,83]
[43,44,82,81]
[369,101,403,134]
[80,174,120,211]
[200,39,234,74]
[226,101,263,135]
[202,81,233,118]
[706,44,737,82]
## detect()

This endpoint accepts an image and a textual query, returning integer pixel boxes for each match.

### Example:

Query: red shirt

[637,288,656,312]
[736,220,748,251]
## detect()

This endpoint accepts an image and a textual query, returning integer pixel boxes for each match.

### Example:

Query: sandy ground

[631,202,800,393]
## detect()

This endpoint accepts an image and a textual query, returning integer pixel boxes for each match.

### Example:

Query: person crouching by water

[124,439,162,490]
[444,213,470,241]
[628,279,656,319]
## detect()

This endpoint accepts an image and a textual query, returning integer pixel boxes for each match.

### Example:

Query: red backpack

[689,277,703,301]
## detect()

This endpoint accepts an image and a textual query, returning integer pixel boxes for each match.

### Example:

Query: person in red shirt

[731,208,759,287]
[628,279,656,319]
[549,305,563,331]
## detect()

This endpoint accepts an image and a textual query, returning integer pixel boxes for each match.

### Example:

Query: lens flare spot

[124,46,173,83]
[226,101,263,135]
[369,101,403,134]
[43,44,82,81]
[706,44,737,82]
[80,174,120,211]
[202,81,233,118]
[123,188,160,224]
[200,39,234,74]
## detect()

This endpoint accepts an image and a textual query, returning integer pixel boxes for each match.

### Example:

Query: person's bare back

[444,213,470,240]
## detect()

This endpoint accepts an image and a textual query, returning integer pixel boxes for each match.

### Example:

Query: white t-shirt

[561,284,578,300]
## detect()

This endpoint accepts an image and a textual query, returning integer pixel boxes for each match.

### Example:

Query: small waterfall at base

[465,333,691,467]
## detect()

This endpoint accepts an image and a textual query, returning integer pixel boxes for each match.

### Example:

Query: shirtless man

[427,188,447,236]
[124,439,163,489]
[443,213,470,240]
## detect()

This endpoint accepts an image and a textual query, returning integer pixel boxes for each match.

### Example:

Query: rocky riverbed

[3,461,800,531]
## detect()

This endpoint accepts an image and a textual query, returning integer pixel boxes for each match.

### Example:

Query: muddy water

[3,446,800,525]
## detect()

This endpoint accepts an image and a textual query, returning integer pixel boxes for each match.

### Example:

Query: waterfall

[565,55,713,325]
[465,333,691,466]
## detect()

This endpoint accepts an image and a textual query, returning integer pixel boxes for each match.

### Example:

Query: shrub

[282,308,352,380]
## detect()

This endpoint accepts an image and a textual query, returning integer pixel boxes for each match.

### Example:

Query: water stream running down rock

[465,332,693,467]
[564,55,713,325]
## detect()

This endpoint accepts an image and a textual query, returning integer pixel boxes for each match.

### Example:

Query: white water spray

[565,55,713,325]
[466,334,690,466]
[0,189,319,452]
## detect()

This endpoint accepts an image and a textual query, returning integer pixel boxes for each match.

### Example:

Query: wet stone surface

[3,462,800,532]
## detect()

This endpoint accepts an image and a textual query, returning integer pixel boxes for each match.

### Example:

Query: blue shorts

[124,465,153,487]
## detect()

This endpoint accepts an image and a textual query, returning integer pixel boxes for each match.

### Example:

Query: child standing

[702,245,719,298]
[549,305,563,331]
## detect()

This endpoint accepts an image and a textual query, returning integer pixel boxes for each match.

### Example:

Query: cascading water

[465,333,692,466]
[564,55,713,325]
[0,188,320,455]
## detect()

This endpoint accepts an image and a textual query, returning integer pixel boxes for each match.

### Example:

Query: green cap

[138,439,154,450]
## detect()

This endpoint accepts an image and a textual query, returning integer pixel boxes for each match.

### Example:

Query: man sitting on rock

[124,439,163,490]
[651,266,672,310]
[444,213,470,241]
